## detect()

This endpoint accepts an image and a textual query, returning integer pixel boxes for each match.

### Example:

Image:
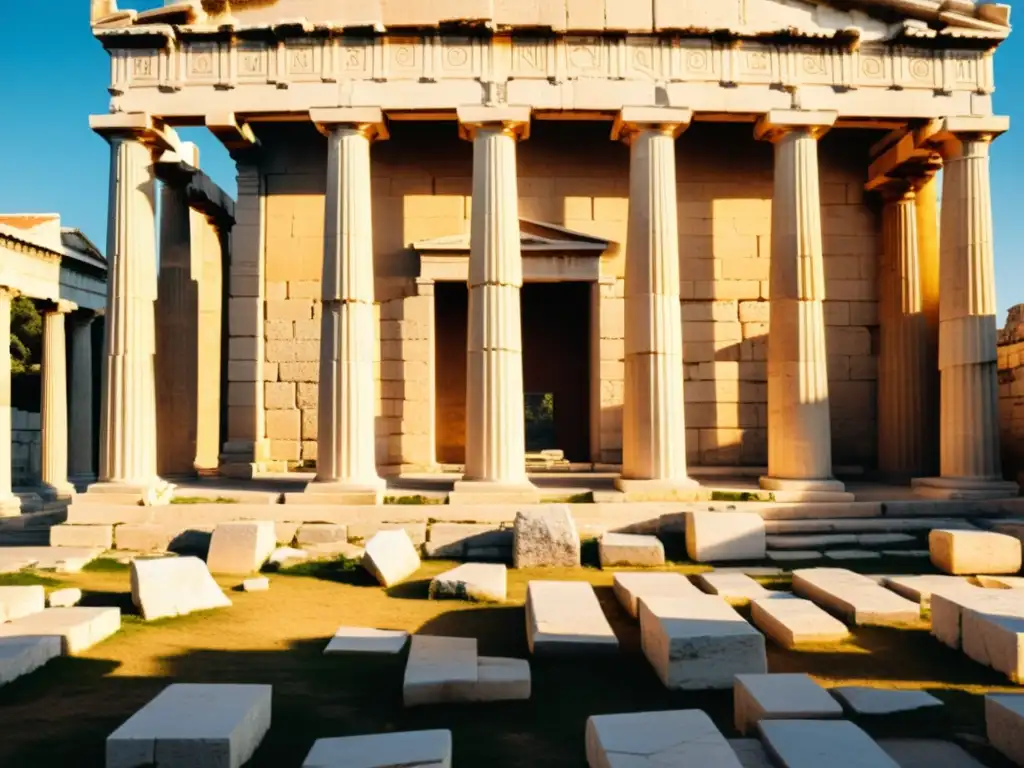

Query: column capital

[919,115,1009,154]
[754,109,838,143]
[310,108,388,141]
[206,113,260,153]
[43,300,77,315]
[0,286,19,301]
[89,112,180,153]
[456,106,531,141]
[611,107,693,143]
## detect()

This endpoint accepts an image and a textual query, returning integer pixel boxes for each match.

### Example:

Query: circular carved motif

[910,58,931,80]
[861,57,882,78]
[686,51,708,72]
[446,47,468,68]
[747,52,769,71]
[569,45,598,70]
[394,46,415,68]
[802,55,825,75]
[192,53,212,74]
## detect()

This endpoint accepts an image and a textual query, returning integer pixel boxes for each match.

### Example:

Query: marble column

[877,184,936,480]
[754,110,850,501]
[914,116,1018,499]
[451,106,538,502]
[40,302,76,498]
[611,108,698,497]
[0,288,21,516]
[305,108,387,503]
[68,312,97,485]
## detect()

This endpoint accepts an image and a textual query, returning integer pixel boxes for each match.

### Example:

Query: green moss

[382,495,444,505]
[710,490,775,502]
[170,496,239,505]
[81,558,130,573]
[0,571,65,588]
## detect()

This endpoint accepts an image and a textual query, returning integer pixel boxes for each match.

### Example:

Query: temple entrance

[433,281,592,465]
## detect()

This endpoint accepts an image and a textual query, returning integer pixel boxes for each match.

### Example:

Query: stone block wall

[998,336,1024,484]
[12,408,41,486]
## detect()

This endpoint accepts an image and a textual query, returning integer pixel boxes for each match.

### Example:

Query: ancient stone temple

[86,0,1016,504]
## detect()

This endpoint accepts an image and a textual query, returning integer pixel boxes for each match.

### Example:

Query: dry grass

[0,559,1019,767]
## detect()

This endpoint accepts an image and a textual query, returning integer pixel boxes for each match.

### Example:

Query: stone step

[764,518,978,535]
[766,533,918,550]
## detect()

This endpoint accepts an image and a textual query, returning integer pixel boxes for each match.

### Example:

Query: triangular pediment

[413,219,609,254]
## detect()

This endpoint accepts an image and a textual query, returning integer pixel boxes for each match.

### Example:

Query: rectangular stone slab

[473,656,531,701]
[930,530,1022,575]
[362,530,422,587]
[931,589,1024,650]
[131,556,232,621]
[586,709,743,767]
[962,608,1024,683]
[986,695,1024,767]
[323,627,409,655]
[792,568,920,626]
[526,581,618,654]
[612,572,703,619]
[0,635,62,686]
[686,511,766,562]
[0,607,121,655]
[428,563,507,603]
[0,585,45,622]
[751,596,850,648]
[734,674,843,735]
[302,729,452,768]
[599,532,665,567]
[695,572,779,606]
[639,595,766,689]
[106,683,272,768]
[880,575,974,609]
[758,719,900,768]
[206,521,277,575]
[403,635,478,706]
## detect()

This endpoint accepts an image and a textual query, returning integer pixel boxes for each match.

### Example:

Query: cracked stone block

[131,556,231,621]
[758,719,900,768]
[599,533,665,567]
[206,521,277,575]
[362,530,421,587]
[930,530,1022,575]
[429,563,507,603]
[513,505,580,568]
[613,572,703,619]
[880,575,974,609]
[695,572,783,606]
[987,695,1024,767]
[734,673,842,735]
[302,729,452,768]
[586,709,743,767]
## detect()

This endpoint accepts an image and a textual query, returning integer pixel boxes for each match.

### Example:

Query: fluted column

[0,288,21,516]
[303,109,386,504]
[755,110,850,500]
[68,312,97,485]
[611,108,697,497]
[450,106,538,502]
[40,302,76,498]
[914,116,1018,499]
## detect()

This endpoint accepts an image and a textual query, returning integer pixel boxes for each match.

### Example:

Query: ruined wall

[998,309,1024,485]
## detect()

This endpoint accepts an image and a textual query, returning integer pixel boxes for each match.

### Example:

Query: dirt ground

[0,557,1020,767]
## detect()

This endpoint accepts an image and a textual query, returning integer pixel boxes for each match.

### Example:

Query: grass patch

[710,490,775,502]
[81,558,130,573]
[276,556,369,584]
[171,496,239,504]
[0,571,65,588]
[382,495,444,505]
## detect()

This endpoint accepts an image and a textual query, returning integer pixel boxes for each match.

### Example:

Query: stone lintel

[865,131,941,192]
[205,113,259,152]
[89,112,179,152]
[456,106,531,141]
[611,107,693,142]
[42,300,77,315]
[753,109,838,143]
[310,107,389,140]
[919,115,1010,149]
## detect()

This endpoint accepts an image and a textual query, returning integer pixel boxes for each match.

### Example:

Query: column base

[39,481,76,501]
[448,480,540,505]
[69,474,97,493]
[912,476,1020,500]
[759,476,855,502]
[0,493,22,518]
[613,476,702,501]
[289,478,386,505]
[81,480,175,506]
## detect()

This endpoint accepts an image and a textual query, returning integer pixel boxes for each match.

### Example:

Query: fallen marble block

[0,635,61,686]
[526,580,618,654]
[695,572,781,606]
[295,523,348,547]
[323,627,409,655]
[131,556,231,621]
[0,585,45,622]
[729,738,774,768]
[758,719,900,768]
[267,546,309,568]
[206,521,277,574]
[751,595,850,648]
[987,694,1024,767]
[930,529,1022,575]
[831,687,942,716]
[303,730,452,768]
[880,575,975,609]
[612,571,703,619]
[106,683,272,768]
[403,635,478,706]
[242,577,269,592]
[734,673,842,735]
[686,511,766,562]
[47,588,82,608]
[976,575,1024,590]
[639,595,766,689]
[930,589,1023,650]
[792,568,920,626]
[428,563,507,603]
[513,505,580,568]
[877,738,988,768]
[0,607,120,655]
[362,530,421,587]
[473,656,531,702]
[962,607,1024,683]
[586,709,743,768]
[598,533,665,568]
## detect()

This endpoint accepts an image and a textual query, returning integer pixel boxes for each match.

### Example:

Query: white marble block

[131,556,231,621]
[599,533,665,568]
[929,589,1019,649]
[831,687,942,716]
[695,572,781,606]
[50,524,114,549]
[792,568,920,626]
[987,694,1024,767]
[686,512,766,562]
[362,530,421,587]
[734,674,843,735]
[526,580,618,654]
[429,563,507,603]
[513,505,580,568]
[0,635,62,686]
[639,595,767,689]
[242,578,269,593]
[586,710,743,767]
[929,530,1022,575]
[323,627,410,655]
[0,585,45,622]
[403,635,478,706]
[612,571,703,619]
[302,729,452,768]
[0,606,120,655]
[758,719,900,767]
[751,596,850,648]
[47,588,83,608]
[962,608,1024,683]
[206,521,277,575]
[879,575,975,609]
[474,656,531,701]
[106,683,272,768]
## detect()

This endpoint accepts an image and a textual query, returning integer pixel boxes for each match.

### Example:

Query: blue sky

[1,0,1021,318]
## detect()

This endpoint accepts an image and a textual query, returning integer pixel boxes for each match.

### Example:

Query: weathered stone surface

[206,521,277,574]
[0,585,45,622]
[880,575,973,608]
[613,572,703,618]
[768,550,823,563]
[759,719,900,767]
[695,572,782,606]
[767,534,858,550]
[362,530,421,587]
[295,523,347,546]
[877,739,987,768]
[0,635,61,686]
[429,563,507,603]
[50,524,113,549]
[513,505,580,568]
[348,521,427,547]
[526,580,618,654]
[729,739,774,768]
[686,511,766,562]
[734,674,843,735]
[307,541,365,561]
[962,608,1024,683]
[267,546,309,567]
[47,588,82,608]
[473,656,531,702]
[302,729,452,768]
[831,687,942,716]
[242,577,269,592]
[930,588,1012,649]
[987,695,1024,767]
[424,523,511,559]
[793,568,920,626]
[403,635,478,706]
[751,596,850,648]
[640,595,766,689]
[586,710,743,767]
[976,575,1024,589]
[599,532,665,567]
[114,523,177,552]
[930,529,1022,575]
[826,549,882,560]
[131,556,231,621]
[323,626,409,655]
[106,683,272,768]
[0,606,120,655]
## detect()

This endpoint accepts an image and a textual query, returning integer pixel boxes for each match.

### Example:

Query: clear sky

[1,0,1022,318]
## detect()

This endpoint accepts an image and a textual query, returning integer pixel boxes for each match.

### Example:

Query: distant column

[0,287,21,516]
[40,301,76,498]
[68,312,97,485]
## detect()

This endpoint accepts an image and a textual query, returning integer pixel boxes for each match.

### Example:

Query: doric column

[302,108,387,504]
[913,116,1018,499]
[450,106,538,503]
[0,288,21,516]
[611,107,697,498]
[68,312,97,485]
[755,110,851,501]
[40,301,76,498]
